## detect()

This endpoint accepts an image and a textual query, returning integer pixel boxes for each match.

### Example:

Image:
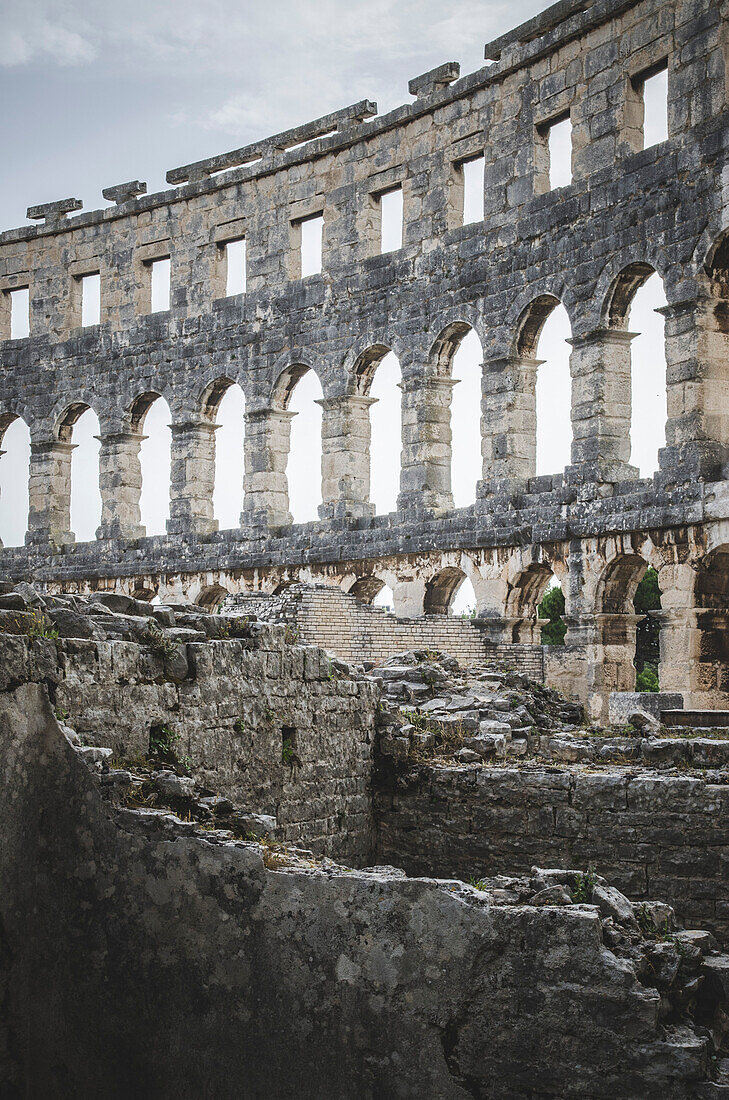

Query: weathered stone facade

[1,0,729,714]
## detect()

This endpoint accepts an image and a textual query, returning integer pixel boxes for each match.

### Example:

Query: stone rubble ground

[372,650,729,780]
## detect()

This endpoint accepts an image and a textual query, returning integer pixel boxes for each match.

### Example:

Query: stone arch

[269,364,323,524]
[703,231,729,298]
[55,401,92,443]
[198,376,246,531]
[424,566,467,616]
[196,583,230,612]
[348,576,386,603]
[130,392,172,536]
[429,322,484,509]
[505,562,555,643]
[270,363,315,411]
[0,411,30,547]
[512,296,573,477]
[429,320,474,378]
[200,375,239,420]
[129,391,164,432]
[602,262,657,329]
[132,583,158,602]
[514,294,562,358]
[353,345,391,396]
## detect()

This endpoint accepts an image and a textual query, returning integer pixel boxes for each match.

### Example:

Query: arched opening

[361,350,402,516]
[538,576,566,645]
[349,576,387,603]
[605,264,667,477]
[424,566,467,616]
[132,584,158,602]
[524,300,572,477]
[0,415,30,546]
[430,323,482,508]
[132,393,171,537]
[372,584,394,612]
[62,406,101,542]
[451,575,477,618]
[204,379,245,530]
[598,554,661,693]
[507,562,555,643]
[196,584,229,612]
[274,366,322,525]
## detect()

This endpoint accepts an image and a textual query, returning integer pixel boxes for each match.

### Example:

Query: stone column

[479,355,539,494]
[241,407,294,530]
[26,440,75,546]
[397,374,456,515]
[96,431,145,540]
[655,298,729,485]
[317,394,376,521]
[567,328,638,482]
[167,419,218,536]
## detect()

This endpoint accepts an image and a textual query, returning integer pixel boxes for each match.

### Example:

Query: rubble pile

[373,651,729,778]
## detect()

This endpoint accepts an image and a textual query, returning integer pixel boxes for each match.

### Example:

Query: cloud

[0,5,96,67]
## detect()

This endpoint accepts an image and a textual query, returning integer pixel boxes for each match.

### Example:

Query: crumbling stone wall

[376,764,729,942]
[0,598,377,863]
[2,682,727,1099]
[1,0,729,719]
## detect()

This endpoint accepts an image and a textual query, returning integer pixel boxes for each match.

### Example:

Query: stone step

[661,709,729,728]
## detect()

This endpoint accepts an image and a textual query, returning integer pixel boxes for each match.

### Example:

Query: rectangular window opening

[225,239,247,297]
[81,272,101,327]
[545,114,572,190]
[638,64,668,149]
[150,257,171,313]
[299,214,323,278]
[461,156,485,225]
[379,187,403,253]
[9,288,29,340]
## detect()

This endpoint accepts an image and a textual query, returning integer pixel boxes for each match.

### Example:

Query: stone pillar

[398,374,456,515]
[26,440,75,546]
[567,328,638,481]
[391,574,425,618]
[658,298,729,484]
[96,431,145,540]
[317,394,376,521]
[241,407,294,530]
[167,419,218,536]
[479,355,539,494]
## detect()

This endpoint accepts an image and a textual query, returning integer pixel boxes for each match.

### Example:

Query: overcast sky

[0,0,552,230]
[0,1,668,613]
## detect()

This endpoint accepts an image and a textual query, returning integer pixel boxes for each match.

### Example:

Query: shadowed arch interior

[424,566,467,615]
[349,576,386,603]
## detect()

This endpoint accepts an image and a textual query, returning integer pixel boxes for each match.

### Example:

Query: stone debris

[374,650,729,777]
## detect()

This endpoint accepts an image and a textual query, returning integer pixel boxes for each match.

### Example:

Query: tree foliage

[539,584,566,645]
[634,566,661,690]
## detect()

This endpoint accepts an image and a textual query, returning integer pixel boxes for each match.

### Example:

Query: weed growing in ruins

[283,625,299,645]
[53,706,70,723]
[0,609,60,640]
[233,717,247,737]
[281,734,296,765]
[145,622,177,660]
[572,869,598,903]
[467,876,488,891]
[149,723,181,764]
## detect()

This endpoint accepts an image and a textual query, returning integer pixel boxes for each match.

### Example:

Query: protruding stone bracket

[26,198,83,226]
[408,62,460,99]
[167,100,378,185]
[102,181,147,205]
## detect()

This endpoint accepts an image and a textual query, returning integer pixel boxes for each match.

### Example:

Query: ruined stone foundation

[1,588,728,1098]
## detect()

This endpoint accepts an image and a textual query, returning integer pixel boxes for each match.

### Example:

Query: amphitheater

[2,0,729,1096]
